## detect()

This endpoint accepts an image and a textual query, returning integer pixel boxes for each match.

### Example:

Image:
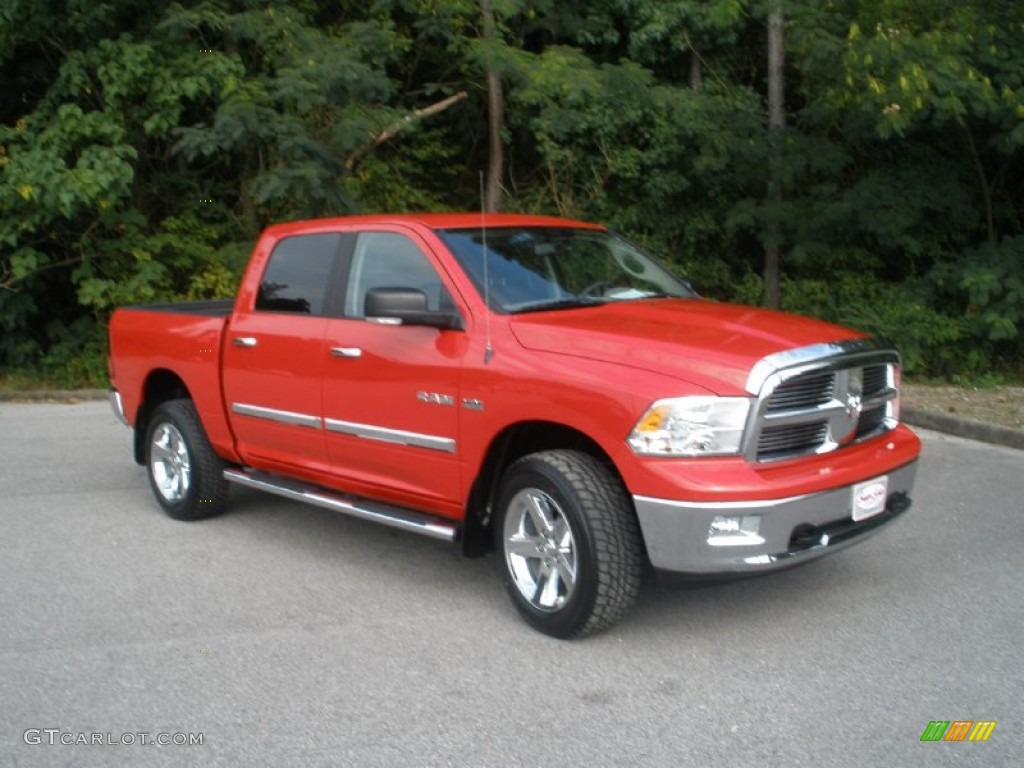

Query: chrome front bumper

[633,460,917,574]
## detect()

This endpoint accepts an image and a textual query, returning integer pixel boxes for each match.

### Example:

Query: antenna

[480,172,494,365]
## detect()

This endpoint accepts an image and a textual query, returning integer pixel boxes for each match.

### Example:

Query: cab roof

[263,212,605,238]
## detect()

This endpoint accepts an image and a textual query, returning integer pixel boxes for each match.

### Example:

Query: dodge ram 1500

[108,213,920,637]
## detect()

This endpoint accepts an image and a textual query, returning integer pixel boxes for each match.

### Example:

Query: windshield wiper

[509,297,608,314]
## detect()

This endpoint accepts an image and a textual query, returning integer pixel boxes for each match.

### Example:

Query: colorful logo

[920,721,997,742]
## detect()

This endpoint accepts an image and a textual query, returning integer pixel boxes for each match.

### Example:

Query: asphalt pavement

[1,401,1021,767]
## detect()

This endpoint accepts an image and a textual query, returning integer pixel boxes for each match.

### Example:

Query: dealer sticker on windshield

[852,476,889,522]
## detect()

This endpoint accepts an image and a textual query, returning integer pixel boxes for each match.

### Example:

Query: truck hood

[508,299,865,394]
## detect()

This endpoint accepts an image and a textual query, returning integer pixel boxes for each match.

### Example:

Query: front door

[322,230,468,515]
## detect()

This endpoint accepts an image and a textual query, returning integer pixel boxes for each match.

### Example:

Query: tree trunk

[484,71,505,212]
[480,0,504,212]
[764,5,785,310]
[963,124,997,244]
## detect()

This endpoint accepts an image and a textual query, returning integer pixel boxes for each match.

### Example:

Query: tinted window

[437,227,695,313]
[256,234,341,315]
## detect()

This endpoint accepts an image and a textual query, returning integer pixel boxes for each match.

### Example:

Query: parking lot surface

[1,402,1020,766]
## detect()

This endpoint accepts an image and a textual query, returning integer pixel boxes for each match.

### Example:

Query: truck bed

[108,303,237,462]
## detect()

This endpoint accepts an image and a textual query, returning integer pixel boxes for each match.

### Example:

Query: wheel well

[133,370,192,464]
[461,421,627,557]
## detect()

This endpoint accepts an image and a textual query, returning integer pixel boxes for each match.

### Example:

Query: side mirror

[364,288,464,330]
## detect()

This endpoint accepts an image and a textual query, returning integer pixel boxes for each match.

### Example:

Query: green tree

[1,0,1022,384]
[784,0,1024,371]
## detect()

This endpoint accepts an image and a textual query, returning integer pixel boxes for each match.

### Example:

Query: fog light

[707,515,764,547]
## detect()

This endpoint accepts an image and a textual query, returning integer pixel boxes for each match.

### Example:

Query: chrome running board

[223,468,459,543]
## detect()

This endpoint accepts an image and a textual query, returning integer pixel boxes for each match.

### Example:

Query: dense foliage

[1,0,1022,385]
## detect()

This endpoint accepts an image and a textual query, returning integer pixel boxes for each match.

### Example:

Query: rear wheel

[145,399,228,520]
[496,450,643,638]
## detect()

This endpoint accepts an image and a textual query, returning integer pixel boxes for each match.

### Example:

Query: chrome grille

[855,405,888,439]
[745,341,901,463]
[862,364,887,395]
[758,422,829,460]
[766,371,835,412]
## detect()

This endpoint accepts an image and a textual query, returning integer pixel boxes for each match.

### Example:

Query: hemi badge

[462,398,484,411]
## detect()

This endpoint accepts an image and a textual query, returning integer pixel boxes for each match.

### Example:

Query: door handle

[330,347,363,358]
[232,337,258,348]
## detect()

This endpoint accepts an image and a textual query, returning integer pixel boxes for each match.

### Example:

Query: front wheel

[496,450,644,638]
[145,399,229,521]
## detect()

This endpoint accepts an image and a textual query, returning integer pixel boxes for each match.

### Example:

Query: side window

[256,234,341,315]
[345,232,452,317]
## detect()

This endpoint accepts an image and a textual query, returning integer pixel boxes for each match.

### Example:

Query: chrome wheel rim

[150,422,191,503]
[503,488,578,612]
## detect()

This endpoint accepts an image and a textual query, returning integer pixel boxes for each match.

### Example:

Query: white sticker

[852,476,888,522]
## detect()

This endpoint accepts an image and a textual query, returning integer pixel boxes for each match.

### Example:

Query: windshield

[436,227,696,313]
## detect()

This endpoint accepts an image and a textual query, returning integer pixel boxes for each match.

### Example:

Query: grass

[0,370,108,394]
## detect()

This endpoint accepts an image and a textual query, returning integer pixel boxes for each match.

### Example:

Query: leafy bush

[781,273,998,379]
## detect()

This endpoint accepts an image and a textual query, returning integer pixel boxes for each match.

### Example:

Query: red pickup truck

[108,213,920,637]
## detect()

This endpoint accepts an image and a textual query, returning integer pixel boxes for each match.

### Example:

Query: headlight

[627,396,752,457]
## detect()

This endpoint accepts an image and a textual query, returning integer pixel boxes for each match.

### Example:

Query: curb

[0,389,109,403]
[2,390,1021,451]
[901,406,1024,451]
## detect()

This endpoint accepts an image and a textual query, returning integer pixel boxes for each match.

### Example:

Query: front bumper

[633,460,917,574]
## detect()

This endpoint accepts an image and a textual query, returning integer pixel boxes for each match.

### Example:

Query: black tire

[144,399,229,521]
[495,450,644,638]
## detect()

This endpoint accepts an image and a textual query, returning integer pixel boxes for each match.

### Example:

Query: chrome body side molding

[323,418,457,454]
[231,402,321,430]
[229,403,457,452]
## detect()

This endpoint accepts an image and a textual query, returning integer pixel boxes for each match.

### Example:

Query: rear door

[222,232,349,473]
[321,229,469,514]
